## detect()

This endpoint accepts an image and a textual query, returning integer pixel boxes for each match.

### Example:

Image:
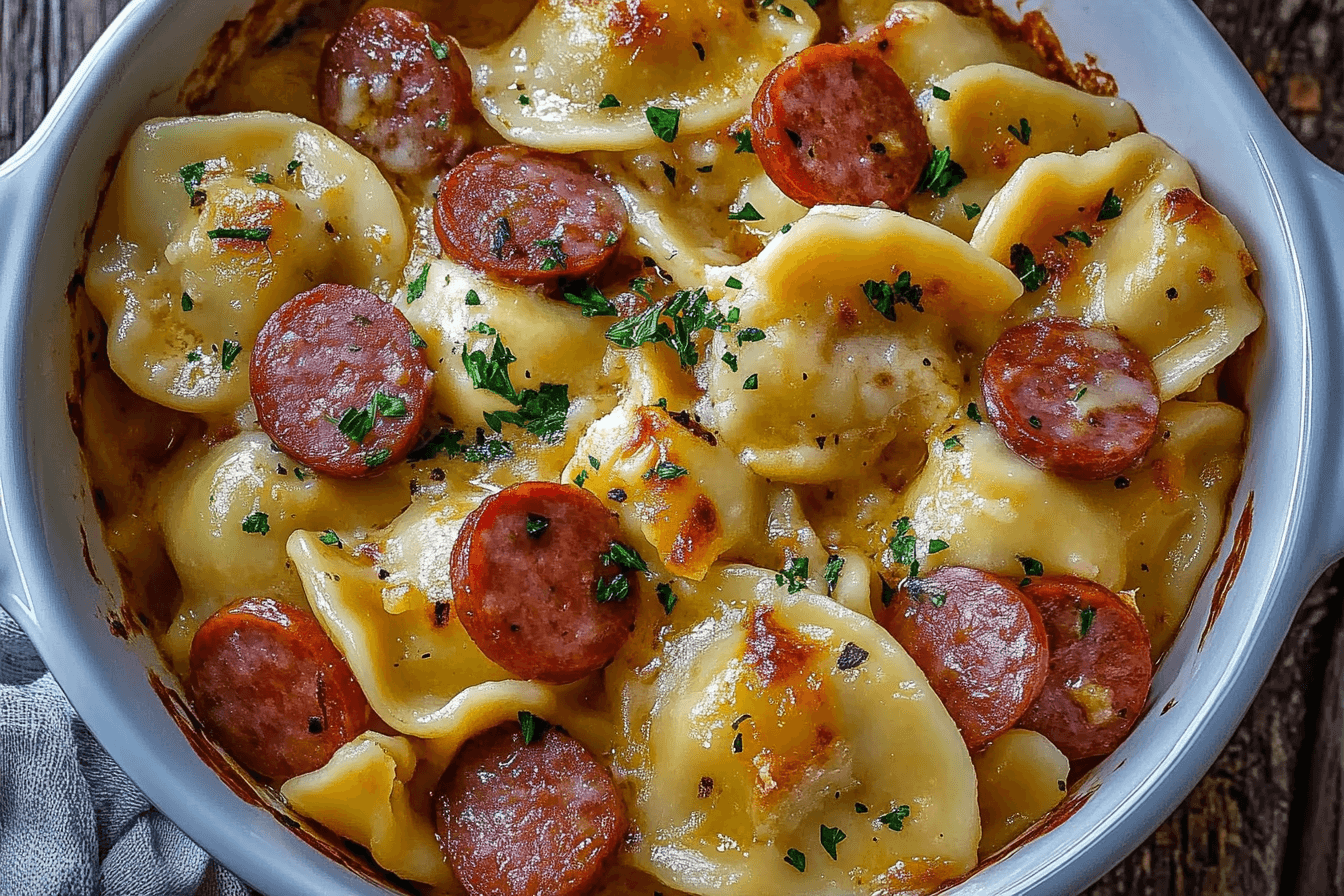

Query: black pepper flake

[324,221,335,234]
[1114,476,1131,489]
[491,216,512,259]
[692,41,705,61]
[1166,287,1179,299]
[430,468,446,482]
[377,568,390,580]
[698,776,714,798]
[870,142,886,154]
[608,488,628,503]
[434,601,450,626]
[837,642,869,670]
[786,128,802,148]
[190,190,206,208]
[276,465,287,475]
[308,716,324,734]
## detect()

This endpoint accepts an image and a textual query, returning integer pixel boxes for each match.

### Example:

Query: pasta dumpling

[608,565,980,895]
[465,0,818,153]
[85,112,408,416]
[704,206,1020,483]
[972,133,1264,398]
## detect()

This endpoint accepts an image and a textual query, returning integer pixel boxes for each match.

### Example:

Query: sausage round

[750,43,932,209]
[433,145,628,285]
[981,318,1161,480]
[878,566,1050,752]
[450,482,637,683]
[250,283,433,478]
[434,723,627,896]
[1018,576,1153,760]
[318,7,473,176]
[187,597,371,781]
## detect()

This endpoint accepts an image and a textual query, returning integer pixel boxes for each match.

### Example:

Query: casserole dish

[1,0,1342,894]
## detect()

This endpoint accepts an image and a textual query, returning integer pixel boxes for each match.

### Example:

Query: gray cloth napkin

[0,607,254,896]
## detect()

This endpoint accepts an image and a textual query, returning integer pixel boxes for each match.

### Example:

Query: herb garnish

[721,352,739,371]
[179,161,207,196]
[932,86,951,101]
[967,402,983,423]
[207,227,271,242]
[733,129,755,154]
[518,711,548,745]
[784,849,806,872]
[879,805,911,831]
[1007,117,1032,145]
[241,511,270,535]
[1018,556,1044,577]
[1079,606,1097,638]
[601,542,649,572]
[464,289,481,306]
[776,557,810,593]
[964,203,982,220]
[656,582,677,614]
[943,435,963,451]
[916,147,966,198]
[560,283,618,317]
[604,287,727,368]
[364,449,391,468]
[595,574,631,603]
[928,539,950,554]
[660,161,677,187]
[181,293,193,311]
[863,273,924,319]
[491,217,512,259]
[405,263,430,304]
[1010,243,1047,292]
[1055,229,1093,248]
[890,517,919,577]
[820,825,846,860]
[319,530,341,547]
[535,238,568,272]
[823,555,845,592]
[743,374,759,390]
[647,461,688,481]
[1098,187,1123,221]
[725,276,743,289]
[463,335,570,440]
[220,340,241,371]
[599,93,621,108]
[426,30,449,60]
[525,514,550,538]
[646,106,681,142]
[728,202,764,222]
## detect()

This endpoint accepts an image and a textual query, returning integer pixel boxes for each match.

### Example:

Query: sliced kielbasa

[449,482,637,683]
[187,597,370,781]
[434,723,627,896]
[1019,576,1153,761]
[878,566,1049,752]
[250,283,433,478]
[318,7,473,176]
[433,145,628,285]
[750,43,932,209]
[981,318,1161,480]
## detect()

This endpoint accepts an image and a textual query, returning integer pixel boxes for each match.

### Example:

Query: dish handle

[1304,155,1344,567]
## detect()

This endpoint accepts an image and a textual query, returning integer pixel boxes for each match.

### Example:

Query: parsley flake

[180,293,193,311]
[732,731,744,753]
[743,374,759,390]
[725,276,743,289]
[464,335,570,440]
[1018,556,1044,577]
[1007,117,1032,145]
[207,227,271,242]
[931,86,951,101]
[823,555,845,592]
[604,287,727,368]
[721,351,739,371]
[660,161,677,187]
[863,273,924,319]
[943,435,963,451]
[732,129,755,154]
[251,172,272,185]
[559,283,617,317]
[1055,229,1093,248]
[736,327,766,345]
[837,641,868,670]
[1080,606,1097,638]
[647,461,688,481]
[464,288,481,306]
[776,556,810,593]
[601,542,649,572]
[967,402,984,423]
[599,93,621,108]
[656,582,677,614]
[784,849,806,873]
[728,202,764,222]
[964,203,982,220]
[518,94,530,105]
[518,711,548,745]
[1098,187,1123,221]
[928,539,950,554]
[241,511,270,535]
[220,340,241,371]
[364,448,391,468]
[319,530,341,547]
[525,513,550,538]
[534,238,567,272]
[372,392,407,418]
[879,805,911,831]
[410,330,427,349]
[595,574,630,603]
[890,517,919,576]
[1010,243,1047,292]
[179,161,207,196]
[426,30,449,59]
[646,106,681,142]
[916,147,966,198]
[820,825,846,860]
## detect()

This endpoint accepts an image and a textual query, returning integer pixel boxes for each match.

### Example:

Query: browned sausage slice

[250,283,433,478]
[878,566,1049,752]
[187,597,371,781]
[1019,576,1153,761]
[981,318,1161,480]
[434,723,627,896]
[318,7,473,176]
[750,43,932,209]
[433,145,628,285]
[450,482,637,683]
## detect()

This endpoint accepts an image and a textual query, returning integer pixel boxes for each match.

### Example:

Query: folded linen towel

[0,607,253,896]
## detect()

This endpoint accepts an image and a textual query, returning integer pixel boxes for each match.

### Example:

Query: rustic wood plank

[1,3,1342,895]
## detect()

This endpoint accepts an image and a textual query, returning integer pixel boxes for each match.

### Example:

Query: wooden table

[3,0,1341,893]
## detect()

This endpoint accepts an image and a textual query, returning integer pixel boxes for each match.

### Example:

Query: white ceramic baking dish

[1,0,1341,893]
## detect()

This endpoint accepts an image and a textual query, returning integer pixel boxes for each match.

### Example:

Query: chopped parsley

[535,238,568,272]
[823,555,845,592]
[605,287,728,368]
[928,539,950,554]
[776,557,810,593]
[721,351,739,371]
[967,402,984,423]
[1028,415,1043,429]
[332,390,406,444]
[784,849,806,873]
[855,803,869,813]
[518,94,530,105]
[598,93,621,108]
[1055,229,1093,248]
[220,340,241,371]
[1098,187,1123,221]
[916,147,966,198]
[518,710,548,745]
[1007,117,1032,145]
[241,511,270,535]
[732,731,744,753]
[574,469,589,487]
[743,374,759,390]
[1010,243,1047,292]
[464,289,481,306]
[1018,555,1044,577]
[728,202,764,222]
[863,273,924,319]
[964,202,982,220]
[931,86,951,101]
[656,582,677,614]
[943,435,963,451]
[426,30,449,60]
[890,517,919,577]
[180,293,193,311]
[364,448,391,468]
[820,825,846,860]
[525,513,550,538]
[318,530,341,547]
[464,335,570,440]
[491,217,513,259]
[880,578,897,607]
[879,805,911,832]
[646,106,681,142]
[406,264,430,305]
[560,283,617,317]
[251,172,272,185]
[837,641,868,670]
[732,129,755,154]
[286,159,302,175]
[601,542,649,572]
[1073,386,1088,402]
[179,161,207,196]
[725,276,743,289]
[410,329,428,349]
[207,227,271,242]
[660,161,677,187]
[1079,606,1097,638]
[186,350,202,362]
[595,574,631,603]
[736,327,766,345]
[647,461,688,481]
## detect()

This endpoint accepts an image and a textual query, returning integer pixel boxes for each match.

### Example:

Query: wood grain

[2,1,1342,894]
